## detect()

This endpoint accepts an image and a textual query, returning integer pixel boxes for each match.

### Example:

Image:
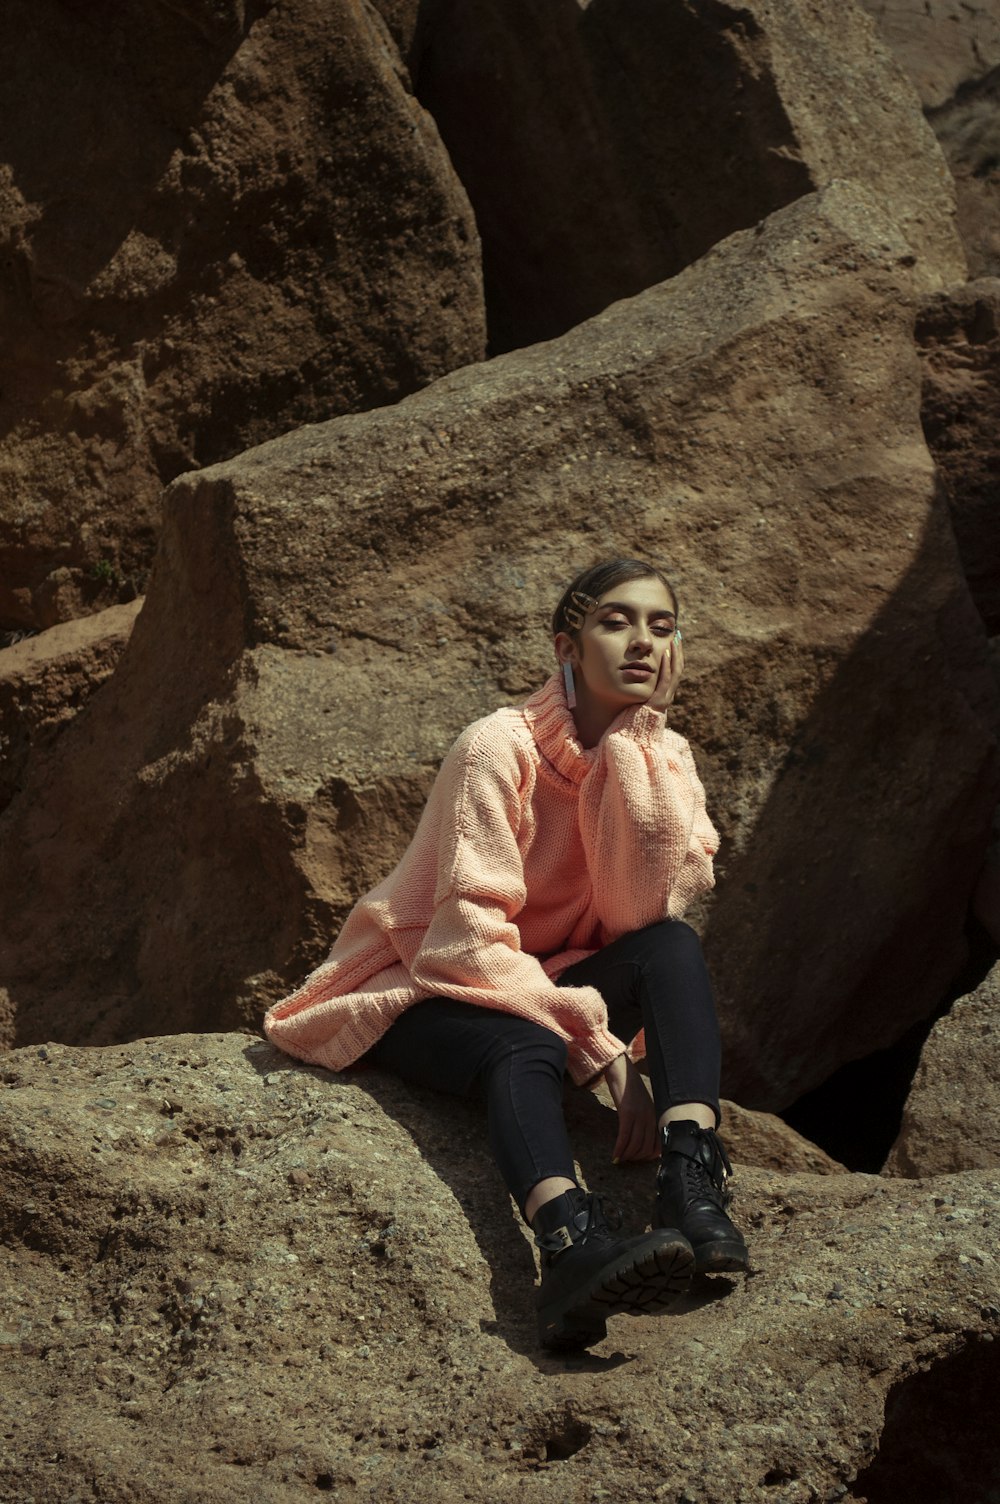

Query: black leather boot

[654,1120,749,1274]
[532,1187,694,1350]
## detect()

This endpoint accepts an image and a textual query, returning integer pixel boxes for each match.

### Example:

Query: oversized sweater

[263,671,719,1085]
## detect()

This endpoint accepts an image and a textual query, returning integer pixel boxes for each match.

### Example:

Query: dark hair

[551,558,678,637]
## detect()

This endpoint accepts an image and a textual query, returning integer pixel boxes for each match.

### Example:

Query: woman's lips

[620,664,655,681]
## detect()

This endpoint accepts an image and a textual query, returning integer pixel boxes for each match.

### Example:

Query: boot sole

[538,1231,694,1351]
[691,1238,750,1275]
[652,1213,750,1276]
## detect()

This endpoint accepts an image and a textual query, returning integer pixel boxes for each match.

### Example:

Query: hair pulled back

[551,558,678,637]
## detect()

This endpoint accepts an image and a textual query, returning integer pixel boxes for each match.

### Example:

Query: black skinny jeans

[368,919,721,1218]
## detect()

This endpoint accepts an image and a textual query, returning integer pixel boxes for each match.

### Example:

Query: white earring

[562,659,577,709]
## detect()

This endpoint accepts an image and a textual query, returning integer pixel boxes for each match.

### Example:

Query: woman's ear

[554,630,577,666]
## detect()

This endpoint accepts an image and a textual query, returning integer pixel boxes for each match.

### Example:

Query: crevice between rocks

[780,919,998,1171]
[848,1337,1000,1503]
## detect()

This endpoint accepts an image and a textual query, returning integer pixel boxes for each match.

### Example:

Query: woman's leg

[556,919,722,1125]
[368,998,577,1218]
[557,922,748,1274]
[369,995,696,1348]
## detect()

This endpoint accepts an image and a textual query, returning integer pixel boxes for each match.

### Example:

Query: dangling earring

[562,659,577,709]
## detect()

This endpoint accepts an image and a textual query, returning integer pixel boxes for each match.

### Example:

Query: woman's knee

[633,918,705,962]
[487,1017,568,1079]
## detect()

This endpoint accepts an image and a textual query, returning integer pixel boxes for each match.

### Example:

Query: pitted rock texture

[1,1033,998,1504]
[0,181,996,1104]
[0,600,141,814]
[886,960,1000,1176]
[0,0,485,633]
[917,279,1000,631]
[388,0,966,350]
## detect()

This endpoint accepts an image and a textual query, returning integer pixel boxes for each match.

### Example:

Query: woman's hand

[648,632,683,713]
[603,1053,660,1163]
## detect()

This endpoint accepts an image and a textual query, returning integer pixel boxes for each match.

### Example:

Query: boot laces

[684,1152,728,1208]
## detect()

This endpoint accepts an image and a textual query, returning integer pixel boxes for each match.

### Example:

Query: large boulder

[0,601,141,814]
[0,181,996,1104]
[885,961,1000,1176]
[0,0,485,633]
[858,1,1000,110]
[1,1032,998,1503]
[381,0,966,350]
[861,0,1000,279]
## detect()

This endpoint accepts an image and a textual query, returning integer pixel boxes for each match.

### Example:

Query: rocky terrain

[2,1033,998,1504]
[2,0,999,1498]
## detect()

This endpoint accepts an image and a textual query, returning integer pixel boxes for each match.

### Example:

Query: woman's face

[557,576,678,714]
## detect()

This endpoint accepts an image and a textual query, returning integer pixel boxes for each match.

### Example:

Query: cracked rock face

[1,1033,998,1503]
[0,600,142,815]
[0,182,996,1107]
[383,0,966,351]
[917,279,1000,632]
[862,0,1000,279]
[0,0,485,633]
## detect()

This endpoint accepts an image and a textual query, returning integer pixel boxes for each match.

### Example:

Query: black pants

[368,920,721,1217]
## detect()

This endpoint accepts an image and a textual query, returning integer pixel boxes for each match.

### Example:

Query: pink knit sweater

[264,672,719,1085]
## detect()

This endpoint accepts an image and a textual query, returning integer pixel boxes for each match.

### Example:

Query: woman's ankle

[524,1176,578,1223]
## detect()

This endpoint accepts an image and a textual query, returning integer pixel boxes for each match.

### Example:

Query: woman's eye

[653,624,674,636]
[602,617,629,629]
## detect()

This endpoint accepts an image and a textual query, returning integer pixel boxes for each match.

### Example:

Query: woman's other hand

[648,632,683,713]
[604,1053,660,1163]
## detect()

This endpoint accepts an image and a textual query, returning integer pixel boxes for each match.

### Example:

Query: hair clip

[563,590,598,631]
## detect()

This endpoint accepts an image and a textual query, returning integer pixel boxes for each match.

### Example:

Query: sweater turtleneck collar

[520,671,597,784]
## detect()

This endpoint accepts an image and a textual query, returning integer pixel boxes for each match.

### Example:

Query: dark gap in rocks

[781,918,997,1171]
[526,1411,593,1463]
[406,0,811,354]
[848,1338,1000,1503]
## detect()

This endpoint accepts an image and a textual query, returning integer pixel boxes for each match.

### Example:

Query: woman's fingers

[613,1077,660,1162]
[648,635,684,711]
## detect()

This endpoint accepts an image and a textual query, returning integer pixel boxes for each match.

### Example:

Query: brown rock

[862,1,1000,279]
[859,1,1000,110]
[398,0,965,350]
[0,0,485,633]
[0,600,142,814]
[885,961,1000,1176]
[720,1100,845,1175]
[931,72,1000,280]
[1,1031,998,1502]
[0,181,996,1105]
[917,279,1000,630]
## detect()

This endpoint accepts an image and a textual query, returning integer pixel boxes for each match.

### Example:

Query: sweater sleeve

[577,705,719,941]
[406,727,627,1085]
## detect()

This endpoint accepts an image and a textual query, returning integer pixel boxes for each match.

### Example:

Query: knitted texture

[264,672,718,1085]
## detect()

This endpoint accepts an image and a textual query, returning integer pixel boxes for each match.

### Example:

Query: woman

[265,558,747,1349]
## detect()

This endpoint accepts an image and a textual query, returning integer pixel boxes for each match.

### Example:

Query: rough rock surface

[917,279,1000,631]
[0,181,995,1108]
[0,0,485,633]
[859,1,1000,110]
[930,67,1000,279]
[0,600,142,814]
[862,0,1000,278]
[1,1032,998,1504]
[392,0,966,350]
[886,961,1000,1177]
